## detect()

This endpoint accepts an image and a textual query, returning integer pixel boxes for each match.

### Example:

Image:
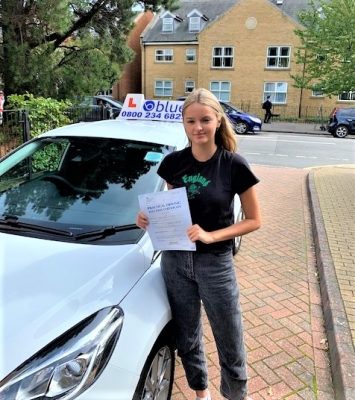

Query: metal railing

[0,110,30,158]
[236,103,331,125]
[0,106,112,159]
[0,103,331,159]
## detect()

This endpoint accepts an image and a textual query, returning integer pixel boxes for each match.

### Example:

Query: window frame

[266,46,291,69]
[185,48,196,63]
[311,89,324,97]
[210,81,231,102]
[155,48,174,63]
[154,80,173,97]
[162,17,174,32]
[189,16,201,32]
[185,80,195,94]
[338,91,355,101]
[212,46,234,69]
[263,82,288,104]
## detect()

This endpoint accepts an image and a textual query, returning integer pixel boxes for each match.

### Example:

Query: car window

[0,136,172,231]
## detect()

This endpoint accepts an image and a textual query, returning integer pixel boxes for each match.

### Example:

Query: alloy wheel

[141,346,173,400]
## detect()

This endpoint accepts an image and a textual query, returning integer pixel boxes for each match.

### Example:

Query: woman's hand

[187,224,214,244]
[136,211,149,230]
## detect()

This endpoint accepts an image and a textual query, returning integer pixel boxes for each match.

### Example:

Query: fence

[0,106,111,159]
[0,103,332,159]
[237,102,332,125]
[0,110,30,158]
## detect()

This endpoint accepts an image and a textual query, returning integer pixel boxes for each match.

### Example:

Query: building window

[264,82,288,104]
[312,89,324,97]
[155,49,173,62]
[210,81,231,101]
[186,48,196,62]
[162,17,173,32]
[185,80,195,93]
[212,47,234,68]
[189,17,200,32]
[266,46,290,68]
[155,80,173,97]
[338,91,355,101]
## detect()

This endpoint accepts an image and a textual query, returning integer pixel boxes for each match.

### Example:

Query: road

[238,132,355,168]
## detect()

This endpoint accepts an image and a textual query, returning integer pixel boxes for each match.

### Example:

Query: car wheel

[234,121,249,134]
[133,333,175,400]
[334,125,349,138]
[233,208,244,255]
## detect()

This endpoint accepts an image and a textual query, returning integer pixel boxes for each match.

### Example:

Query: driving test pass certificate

[138,187,196,251]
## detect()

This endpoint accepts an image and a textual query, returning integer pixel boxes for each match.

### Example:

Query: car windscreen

[0,136,172,242]
[221,103,242,114]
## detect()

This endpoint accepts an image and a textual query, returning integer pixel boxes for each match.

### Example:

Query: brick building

[113,11,154,102]
[140,0,353,119]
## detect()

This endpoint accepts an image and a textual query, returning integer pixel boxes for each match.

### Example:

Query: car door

[348,109,355,133]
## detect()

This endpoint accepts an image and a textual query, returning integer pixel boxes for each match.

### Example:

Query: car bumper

[327,123,337,133]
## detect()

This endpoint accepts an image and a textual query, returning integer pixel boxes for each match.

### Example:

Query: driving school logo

[118,93,183,122]
[182,174,211,199]
[143,100,182,114]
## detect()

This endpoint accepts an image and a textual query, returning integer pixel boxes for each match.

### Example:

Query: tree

[293,0,355,97]
[0,0,178,98]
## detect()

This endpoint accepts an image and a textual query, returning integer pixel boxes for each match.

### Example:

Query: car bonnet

[0,231,150,378]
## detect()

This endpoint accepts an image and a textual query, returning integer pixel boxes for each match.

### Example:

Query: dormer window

[189,16,200,32]
[160,11,183,33]
[187,9,208,33]
[162,17,173,32]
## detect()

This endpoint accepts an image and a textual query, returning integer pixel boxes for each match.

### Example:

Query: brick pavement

[171,165,335,400]
[312,166,355,348]
[309,166,355,400]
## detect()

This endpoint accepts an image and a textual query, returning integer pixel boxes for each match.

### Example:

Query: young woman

[136,88,261,400]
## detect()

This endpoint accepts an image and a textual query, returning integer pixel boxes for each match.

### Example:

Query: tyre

[133,332,175,400]
[334,125,349,138]
[234,121,249,134]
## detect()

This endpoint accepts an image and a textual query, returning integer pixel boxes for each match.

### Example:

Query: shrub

[7,93,72,138]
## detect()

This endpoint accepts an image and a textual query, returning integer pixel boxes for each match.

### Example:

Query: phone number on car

[120,111,182,121]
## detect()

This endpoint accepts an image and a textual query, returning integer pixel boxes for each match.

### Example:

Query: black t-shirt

[157,146,259,253]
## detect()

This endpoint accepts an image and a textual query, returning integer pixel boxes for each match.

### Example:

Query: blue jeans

[161,250,247,400]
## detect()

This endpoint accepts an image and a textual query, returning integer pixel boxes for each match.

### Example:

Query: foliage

[292,0,355,96]
[32,142,68,173]
[7,94,72,137]
[0,0,179,99]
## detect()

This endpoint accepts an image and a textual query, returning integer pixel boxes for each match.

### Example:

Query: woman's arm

[187,186,261,244]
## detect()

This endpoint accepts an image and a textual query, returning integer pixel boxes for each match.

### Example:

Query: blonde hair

[182,88,237,152]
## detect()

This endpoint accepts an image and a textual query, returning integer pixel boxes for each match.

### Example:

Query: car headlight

[0,307,124,400]
[249,116,262,124]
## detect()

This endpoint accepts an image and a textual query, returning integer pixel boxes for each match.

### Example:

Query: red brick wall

[113,11,154,101]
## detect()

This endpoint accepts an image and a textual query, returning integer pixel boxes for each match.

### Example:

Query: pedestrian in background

[0,90,5,125]
[262,95,272,123]
[136,88,261,400]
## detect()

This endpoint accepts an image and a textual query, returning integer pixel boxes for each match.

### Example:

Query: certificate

[138,187,196,251]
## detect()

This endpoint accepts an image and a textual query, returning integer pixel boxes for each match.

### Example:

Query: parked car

[73,95,123,122]
[219,101,262,134]
[0,109,243,399]
[177,96,262,134]
[327,107,355,138]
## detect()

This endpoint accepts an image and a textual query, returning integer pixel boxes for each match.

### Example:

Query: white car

[0,101,243,399]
